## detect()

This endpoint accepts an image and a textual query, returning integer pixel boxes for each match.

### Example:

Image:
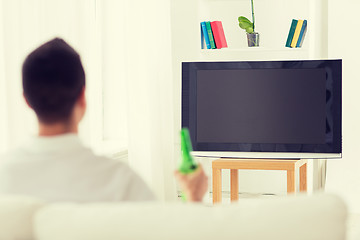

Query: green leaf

[238,16,254,33]
[239,21,253,30]
[238,16,251,23]
[245,27,254,34]
[239,21,252,29]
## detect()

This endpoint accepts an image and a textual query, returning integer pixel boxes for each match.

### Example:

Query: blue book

[201,22,211,49]
[285,19,298,48]
[200,24,205,49]
[296,20,307,47]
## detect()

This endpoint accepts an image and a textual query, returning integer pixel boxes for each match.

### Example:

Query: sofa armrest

[0,195,45,240]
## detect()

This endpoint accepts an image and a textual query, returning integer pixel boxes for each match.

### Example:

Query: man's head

[22,38,86,126]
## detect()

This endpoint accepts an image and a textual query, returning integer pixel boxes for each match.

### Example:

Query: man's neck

[38,121,78,136]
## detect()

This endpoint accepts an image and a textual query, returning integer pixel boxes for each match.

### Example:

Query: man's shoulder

[0,145,133,177]
[0,148,28,165]
[73,150,141,180]
[87,153,134,173]
[80,153,156,200]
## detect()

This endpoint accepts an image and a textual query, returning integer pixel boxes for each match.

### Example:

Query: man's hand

[174,164,208,202]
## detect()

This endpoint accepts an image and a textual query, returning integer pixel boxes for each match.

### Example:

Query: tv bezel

[182,60,342,159]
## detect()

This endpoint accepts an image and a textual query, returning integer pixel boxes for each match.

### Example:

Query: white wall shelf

[200,47,308,52]
[199,47,310,61]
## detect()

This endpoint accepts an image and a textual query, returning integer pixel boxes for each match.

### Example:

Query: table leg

[287,169,295,193]
[212,168,222,204]
[300,163,307,192]
[230,169,239,202]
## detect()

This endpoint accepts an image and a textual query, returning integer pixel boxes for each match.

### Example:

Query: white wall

[170,0,328,196]
[326,0,360,214]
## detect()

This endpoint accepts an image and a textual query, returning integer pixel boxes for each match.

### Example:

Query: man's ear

[23,93,32,109]
[78,87,86,108]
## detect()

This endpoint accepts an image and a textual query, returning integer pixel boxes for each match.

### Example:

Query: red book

[210,21,228,49]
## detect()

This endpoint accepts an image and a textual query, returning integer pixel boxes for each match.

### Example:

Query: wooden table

[212,159,307,204]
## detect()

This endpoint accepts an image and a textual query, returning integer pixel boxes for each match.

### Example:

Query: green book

[205,21,216,49]
[285,19,298,48]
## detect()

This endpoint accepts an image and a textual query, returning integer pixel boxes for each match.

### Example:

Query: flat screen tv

[182,60,342,159]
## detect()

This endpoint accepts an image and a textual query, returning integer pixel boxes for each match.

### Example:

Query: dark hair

[22,38,85,124]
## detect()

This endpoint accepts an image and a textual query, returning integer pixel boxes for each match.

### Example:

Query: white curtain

[123,0,176,201]
[0,0,176,201]
[0,0,96,148]
[0,2,7,153]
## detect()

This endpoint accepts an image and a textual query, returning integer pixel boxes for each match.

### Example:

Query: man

[0,38,207,202]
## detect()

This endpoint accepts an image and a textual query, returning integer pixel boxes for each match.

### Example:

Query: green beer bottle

[179,128,198,201]
[179,128,198,174]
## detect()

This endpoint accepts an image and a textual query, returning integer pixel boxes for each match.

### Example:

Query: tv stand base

[212,158,307,204]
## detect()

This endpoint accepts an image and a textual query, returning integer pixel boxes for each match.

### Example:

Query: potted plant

[238,0,259,47]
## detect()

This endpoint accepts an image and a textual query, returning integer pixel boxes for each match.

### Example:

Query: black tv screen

[182,60,342,159]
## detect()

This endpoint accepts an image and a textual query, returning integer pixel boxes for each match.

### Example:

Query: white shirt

[0,134,155,202]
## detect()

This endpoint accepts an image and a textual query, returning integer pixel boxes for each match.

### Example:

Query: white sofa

[0,194,347,240]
